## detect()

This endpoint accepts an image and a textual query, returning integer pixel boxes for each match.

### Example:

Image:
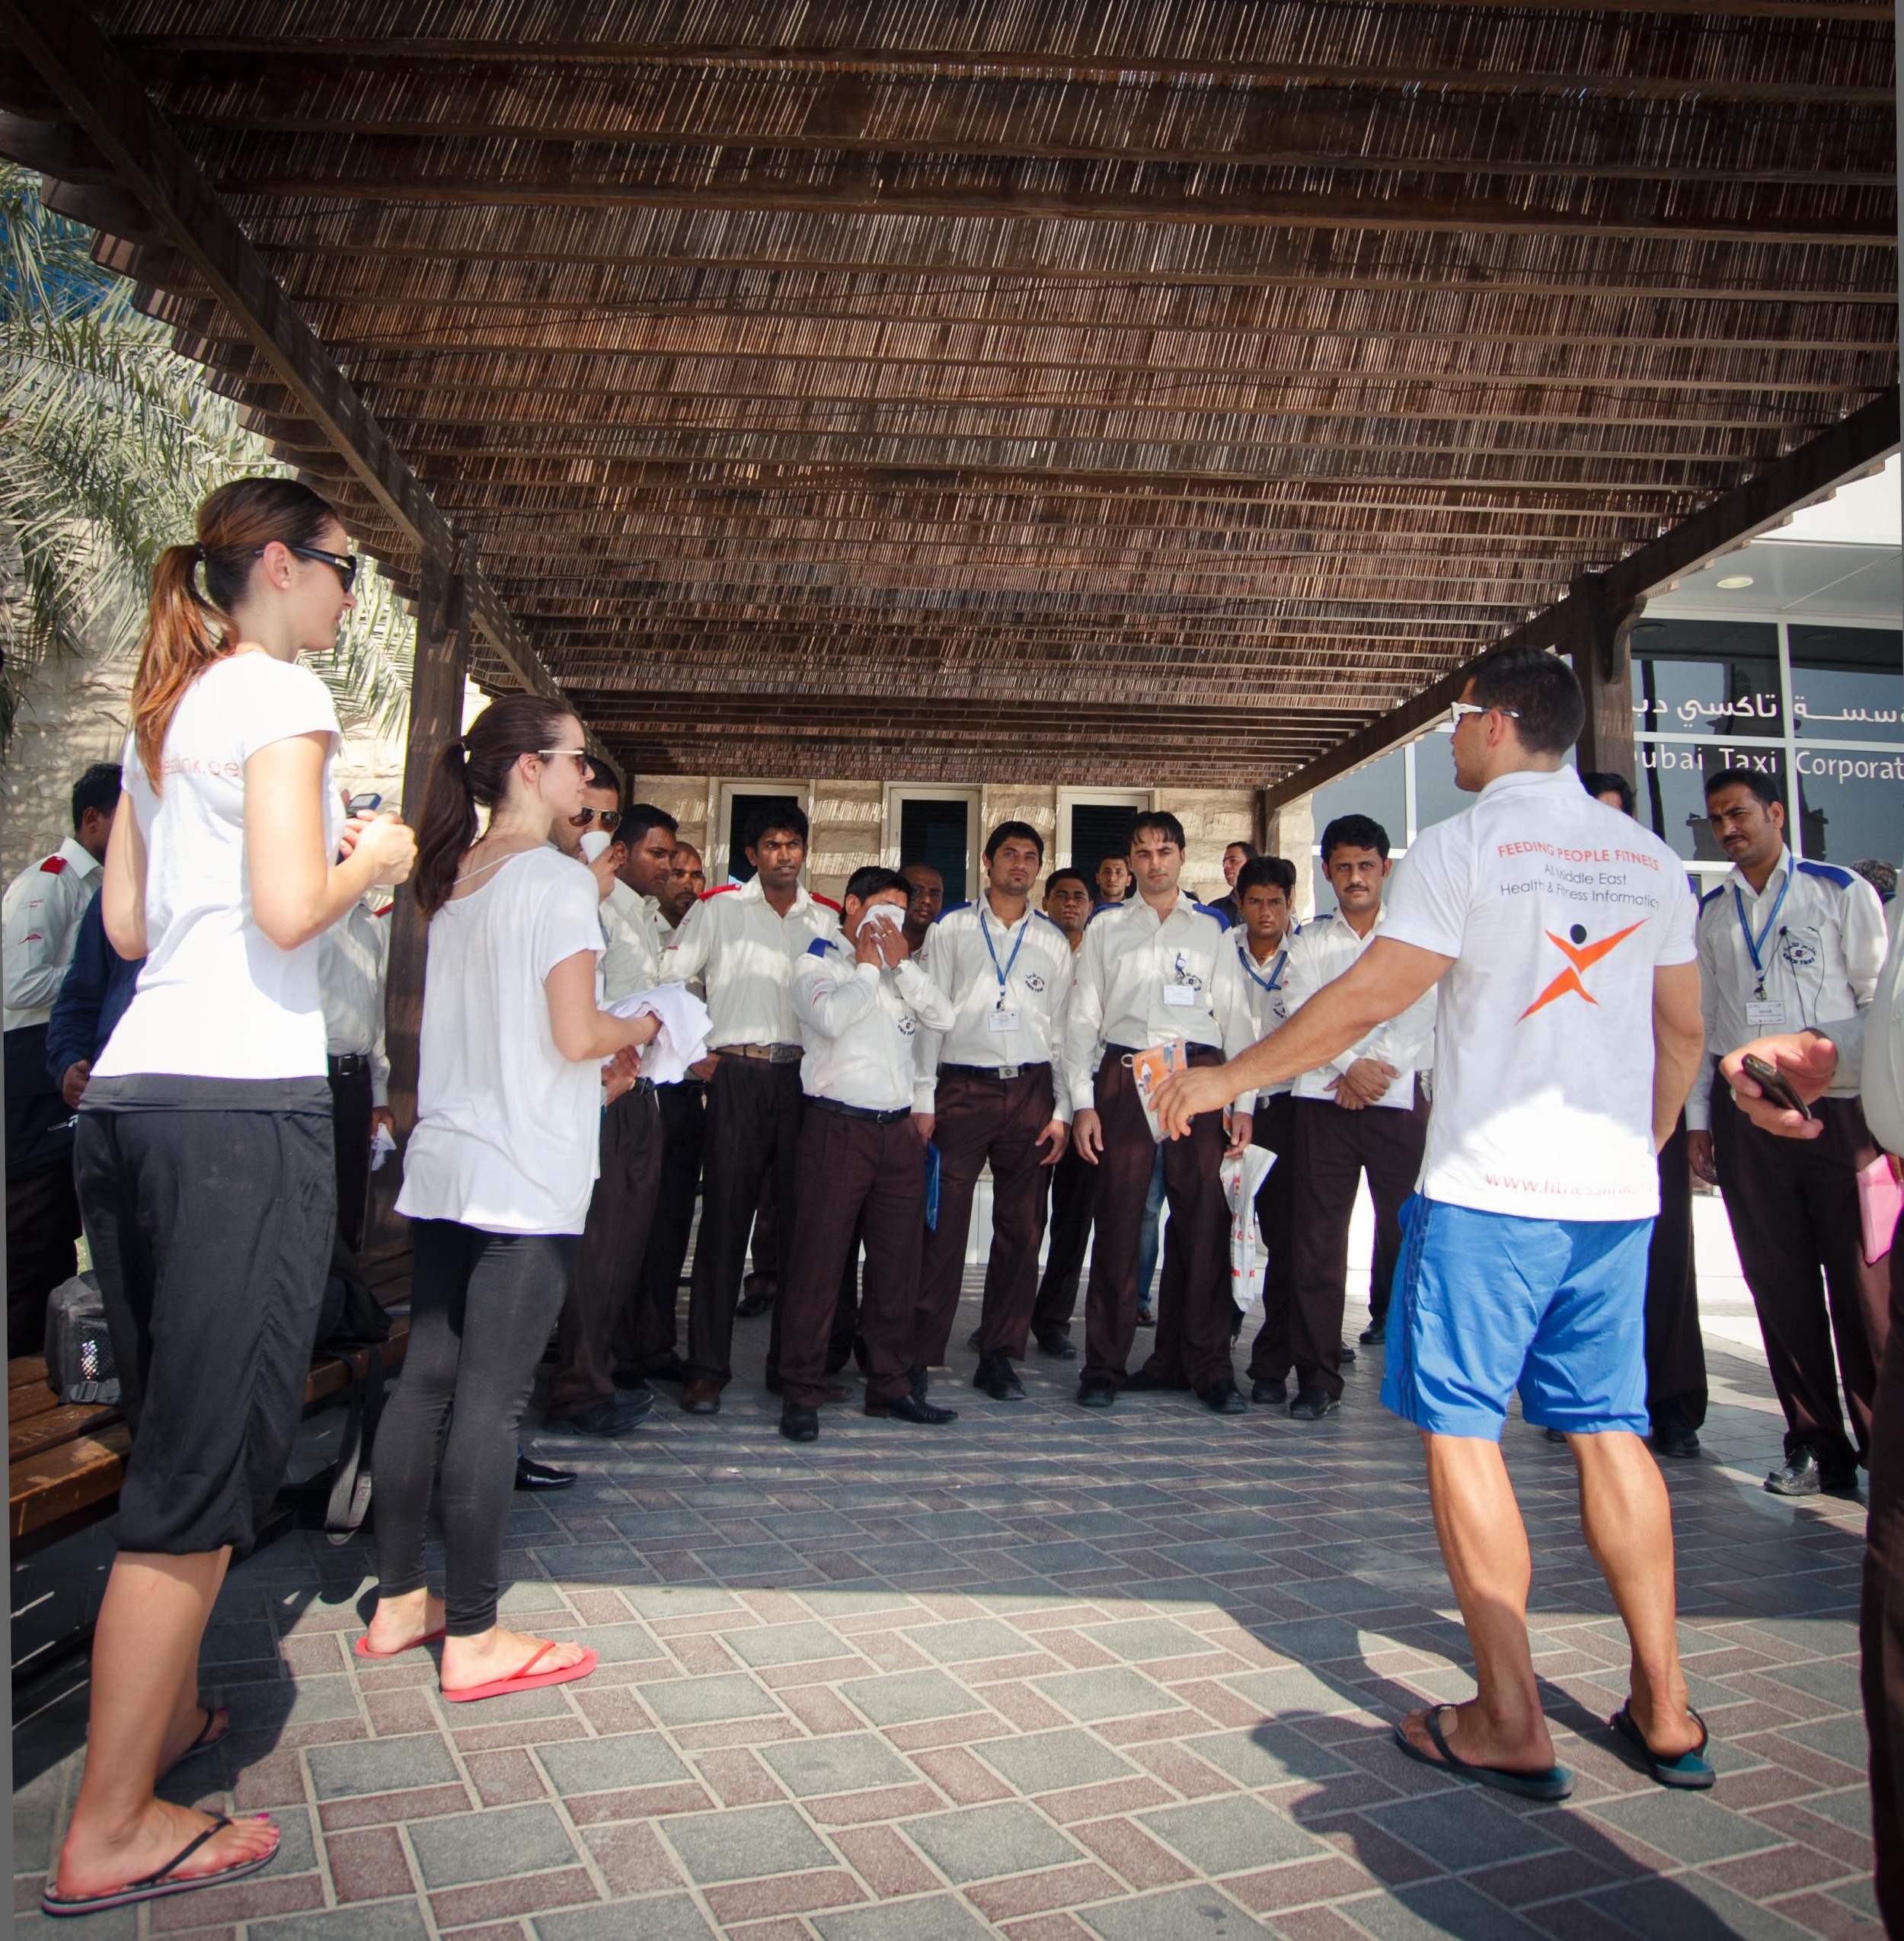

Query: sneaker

[1289,1388,1340,1421]
[1075,1380,1116,1410]
[545,1391,653,1438]
[973,1354,1026,1400]
[1251,1377,1288,1406]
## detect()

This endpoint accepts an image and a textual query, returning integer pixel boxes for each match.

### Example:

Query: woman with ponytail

[358,695,657,1703]
[48,478,417,1917]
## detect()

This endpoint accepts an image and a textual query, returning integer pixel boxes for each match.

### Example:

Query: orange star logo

[1518,919,1646,1021]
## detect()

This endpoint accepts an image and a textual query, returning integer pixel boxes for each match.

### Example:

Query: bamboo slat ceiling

[6,2,1897,786]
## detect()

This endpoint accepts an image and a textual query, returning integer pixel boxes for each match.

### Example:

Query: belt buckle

[998,1063,1022,1080]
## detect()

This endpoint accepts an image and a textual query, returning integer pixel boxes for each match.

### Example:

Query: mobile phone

[347,792,382,815]
[1742,1053,1813,1121]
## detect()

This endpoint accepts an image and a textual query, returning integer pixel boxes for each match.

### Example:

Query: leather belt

[327,1053,370,1077]
[940,1062,1049,1083]
[809,1098,911,1124]
[1105,1042,1221,1063]
[720,1041,803,1065]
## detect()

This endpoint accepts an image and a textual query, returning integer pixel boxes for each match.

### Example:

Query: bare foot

[1399,1702,1557,1776]
[158,1703,229,1778]
[441,1626,590,1693]
[53,1800,277,1903]
[1624,1688,1704,1760]
[363,1590,446,1657]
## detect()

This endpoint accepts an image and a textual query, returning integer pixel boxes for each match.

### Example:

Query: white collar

[739,875,808,916]
[58,836,101,879]
[1730,847,1794,903]
[1477,763,1572,801]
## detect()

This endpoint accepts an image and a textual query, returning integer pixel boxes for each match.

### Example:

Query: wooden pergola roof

[2,2,1896,788]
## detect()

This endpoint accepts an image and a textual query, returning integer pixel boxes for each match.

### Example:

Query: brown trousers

[1645,1117,1707,1431]
[1288,1091,1427,1400]
[1244,1092,1300,1384]
[1030,1142,1096,1342]
[780,1105,927,1408]
[1712,1082,1889,1469]
[916,1065,1056,1366]
[548,1084,664,1410]
[1860,1198,1904,1934]
[1082,1044,1232,1392]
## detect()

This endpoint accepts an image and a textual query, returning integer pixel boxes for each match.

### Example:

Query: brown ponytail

[132,476,343,789]
[411,693,577,918]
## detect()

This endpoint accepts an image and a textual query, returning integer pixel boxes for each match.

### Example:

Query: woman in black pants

[360,695,657,1700]
[49,478,417,1917]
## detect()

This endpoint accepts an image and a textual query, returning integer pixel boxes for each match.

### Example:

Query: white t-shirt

[397,848,605,1235]
[94,652,341,1082]
[1378,765,1697,1222]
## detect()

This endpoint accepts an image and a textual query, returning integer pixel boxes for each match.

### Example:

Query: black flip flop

[1609,1702,1716,1789]
[165,1705,231,1776]
[1393,1706,1575,1802]
[40,1815,278,1918]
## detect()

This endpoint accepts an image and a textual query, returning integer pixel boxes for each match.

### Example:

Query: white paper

[1221,1146,1278,1312]
[369,1122,398,1173]
[605,981,714,1086]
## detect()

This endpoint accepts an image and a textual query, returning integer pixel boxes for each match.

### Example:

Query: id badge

[1746,999,1788,1030]
[988,1008,1021,1033]
[1163,983,1197,1009]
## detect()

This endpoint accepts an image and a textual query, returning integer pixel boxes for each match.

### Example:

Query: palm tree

[0,164,412,744]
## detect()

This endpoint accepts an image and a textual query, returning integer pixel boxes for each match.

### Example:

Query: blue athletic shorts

[1378,1195,1653,1440]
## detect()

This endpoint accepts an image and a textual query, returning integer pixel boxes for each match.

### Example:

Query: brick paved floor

[12,1275,1878,1940]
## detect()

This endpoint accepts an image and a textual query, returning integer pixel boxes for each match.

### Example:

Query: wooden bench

[8,1252,411,1559]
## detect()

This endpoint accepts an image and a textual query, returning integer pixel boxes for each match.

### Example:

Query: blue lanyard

[979,907,1028,1008]
[1733,870,1791,990]
[1236,935,1286,994]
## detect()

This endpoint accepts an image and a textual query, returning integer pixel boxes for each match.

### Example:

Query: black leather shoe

[973,1355,1025,1400]
[682,1378,723,1415]
[1652,1422,1701,1460]
[1122,1368,1186,1393]
[545,1390,653,1437]
[1035,1332,1078,1361]
[735,1288,775,1319]
[1339,1343,1357,1365]
[1359,1322,1386,1346]
[966,1328,982,1353]
[1200,1380,1248,1415]
[1289,1388,1340,1421]
[765,1370,784,1394]
[867,1391,958,1424]
[1075,1380,1116,1409]
[779,1404,819,1443]
[1135,1303,1155,1328]
[515,1454,577,1491]
[909,1364,929,1402]
[1765,1447,1861,1498]
[1251,1377,1287,1406]
[640,1352,688,1386]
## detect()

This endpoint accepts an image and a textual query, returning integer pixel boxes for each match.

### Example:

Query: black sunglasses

[284,542,359,591]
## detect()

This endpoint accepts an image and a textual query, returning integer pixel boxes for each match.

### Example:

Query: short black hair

[1224,839,1260,860]
[845,865,911,907]
[621,802,678,846]
[72,763,122,830]
[1130,809,1187,852]
[1043,867,1090,898]
[984,819,1045,864]
[1465,645,1586,757]
[1236,855,1297,899]
[1703,765,1784,813]
[1321,813,1391,863]
[1580,770,1635,815]
[743,801,809,850]
[583,753,623,807]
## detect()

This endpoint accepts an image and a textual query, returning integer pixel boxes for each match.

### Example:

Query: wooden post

[1570,570,1644,789]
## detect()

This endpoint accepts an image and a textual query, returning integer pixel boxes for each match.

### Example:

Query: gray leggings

[373,1220,576,1635]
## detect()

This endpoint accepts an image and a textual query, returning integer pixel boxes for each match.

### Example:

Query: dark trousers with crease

[1244,1093,1299,1384]
[780,1106,926,1408]
[630,1077,705,1373]
[1082,1045,1231,1392]
[1860,1200,1904,1934]
[1712,1082,1888,1469]
[548,1084,664,1412]
[1645,1117,1707,1432]
[916,1066,1056,1367]
[1289,1091,1426,1401]
[686,1056,803,1386]
[1030,1143,1095,1342]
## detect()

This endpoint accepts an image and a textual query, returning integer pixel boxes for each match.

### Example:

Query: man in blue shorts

[1155,646,1711,1799]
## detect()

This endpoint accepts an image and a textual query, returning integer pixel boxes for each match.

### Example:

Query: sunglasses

[569,805,621,830]
[284,542,359,591]
[1448,699,1520,724]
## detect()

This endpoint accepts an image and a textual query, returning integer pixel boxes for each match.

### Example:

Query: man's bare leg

[1398,1429,1557,1773]
[1570,1429,1701,1757]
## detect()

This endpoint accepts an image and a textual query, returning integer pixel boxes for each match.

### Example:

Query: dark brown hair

[411,694,577,917]
[1468,645,1586,757]
[133,477,341,789]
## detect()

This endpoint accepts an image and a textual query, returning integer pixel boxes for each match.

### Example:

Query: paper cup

[580,830,612,862]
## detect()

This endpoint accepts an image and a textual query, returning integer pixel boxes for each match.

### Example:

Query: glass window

[1311,747,1406,852]
[1630,618,1781,739]
[1636,742,1788,864]
[1792,750,1904,865]
[1790,626,1904,745]
[1410,727,1468,835]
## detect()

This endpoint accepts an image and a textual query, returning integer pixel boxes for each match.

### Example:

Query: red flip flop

[353,1627,446,1660]
[442,1642,597,1704]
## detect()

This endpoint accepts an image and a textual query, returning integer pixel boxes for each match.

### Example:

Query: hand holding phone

[1741,1052,1813,1121]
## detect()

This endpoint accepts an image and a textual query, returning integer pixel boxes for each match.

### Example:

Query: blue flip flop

[1610,1702,1716,1789]
[1394,1706,1575,1801]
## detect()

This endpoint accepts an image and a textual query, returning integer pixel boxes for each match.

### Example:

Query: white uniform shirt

[661,876,841,1048]
[318,897,392,1106]
[1232,932,1295,1098]
[1062,893,1258,1114]
[913,897,1075,1118]
[1687,847,1886,1130]
[1379,763,1697,1221]
[1283,907,1436,1108]
[793,933,957,1113]
[2,836,102,1031]
[601,878,662,1006]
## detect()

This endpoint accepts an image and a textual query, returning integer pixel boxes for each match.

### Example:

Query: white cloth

[607,981,712,1086]
[660,875,841,1049]
[1062,893,1259,1114]
[1379,763,1697,1222]
[1231,932,1295,1098]
[318,895,392,1105]
[1818,917,1904,1157]
[95,653,342,1081]
[1283,908,1435,1108]
[912,897,1075,1117]
[600,876,662,1005]
[2,836,102,1031]
[1222,1145,1279,1311]
[793,935,957,1112]
[397,849,605,1235]
[1687,846,1886,1130]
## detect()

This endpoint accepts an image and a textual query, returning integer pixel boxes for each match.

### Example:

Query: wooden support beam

[1570,574,1646,785]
